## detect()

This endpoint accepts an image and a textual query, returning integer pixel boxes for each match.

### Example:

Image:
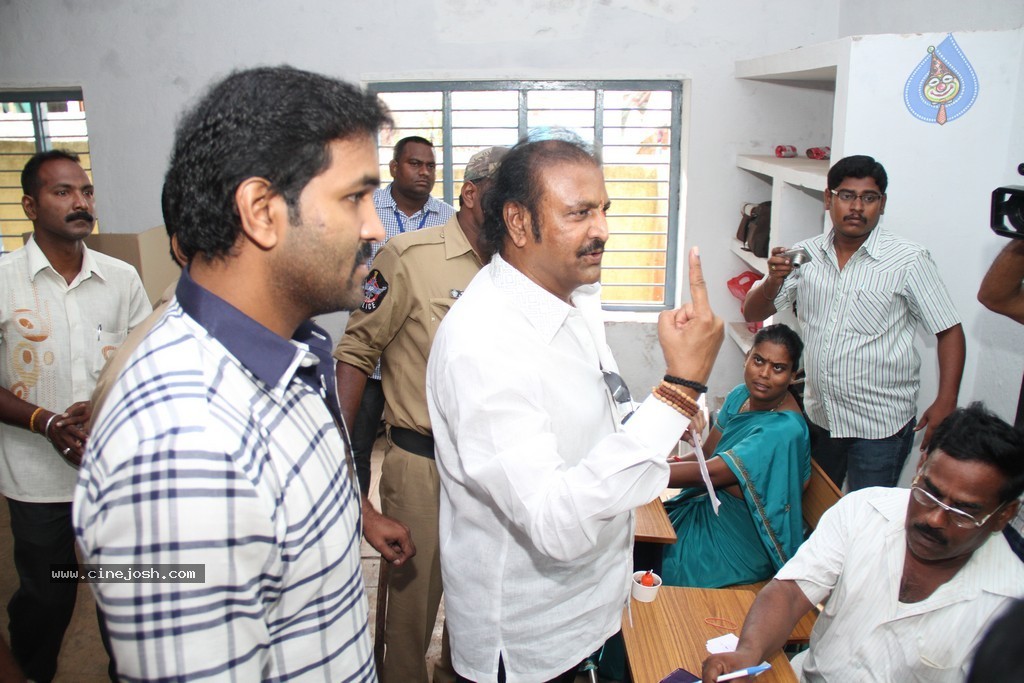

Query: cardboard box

[84,225,180,306]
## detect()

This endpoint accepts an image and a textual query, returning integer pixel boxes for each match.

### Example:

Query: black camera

[991,163,1024,239]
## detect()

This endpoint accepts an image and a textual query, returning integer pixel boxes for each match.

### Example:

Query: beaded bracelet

[658,381,701,410]
[662,375,708,394]
[652,383,698,418]
[28,407,44,433]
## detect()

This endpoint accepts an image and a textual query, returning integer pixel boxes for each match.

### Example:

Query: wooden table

[620,586,797,683]
[635,498,677,544]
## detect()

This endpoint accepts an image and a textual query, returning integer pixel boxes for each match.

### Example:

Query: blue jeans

[808,418,916,491]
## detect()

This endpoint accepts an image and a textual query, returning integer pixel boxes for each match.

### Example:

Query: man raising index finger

[426,136,723,683]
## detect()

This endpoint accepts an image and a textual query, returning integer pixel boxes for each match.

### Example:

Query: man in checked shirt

[75,66,410,681]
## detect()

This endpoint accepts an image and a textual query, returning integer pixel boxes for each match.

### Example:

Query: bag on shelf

[726,270,765,334]
[735,201,771,258]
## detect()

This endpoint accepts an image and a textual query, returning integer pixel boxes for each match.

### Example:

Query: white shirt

[0,237,150,501]
[426,254,687,683]
[775,228,960,438]
[776,487,1024,682]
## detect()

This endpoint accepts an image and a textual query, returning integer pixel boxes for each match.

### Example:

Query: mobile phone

[660,668,700,683]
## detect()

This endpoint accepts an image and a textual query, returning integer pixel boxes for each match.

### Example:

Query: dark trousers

[6,499,78,683]
[351,378,385,495]
[808,418,916,491]
[456,655,581,683]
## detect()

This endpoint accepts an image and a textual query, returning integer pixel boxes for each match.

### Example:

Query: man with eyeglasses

[743,154,965,491]
[702,402,1024,683]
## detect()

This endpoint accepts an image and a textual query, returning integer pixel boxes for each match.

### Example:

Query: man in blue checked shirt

[75,66,411,682]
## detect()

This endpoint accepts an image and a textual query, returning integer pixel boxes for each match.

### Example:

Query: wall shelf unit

[727,39,850,352]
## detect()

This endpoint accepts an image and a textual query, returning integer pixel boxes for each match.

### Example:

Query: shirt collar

[25,235,104,283]
[490,253,588,344]
[174,266,334,393]
[824,225,884,260]
[442,214,480,263]
[874,488,1024,602]
[375,183,444,218]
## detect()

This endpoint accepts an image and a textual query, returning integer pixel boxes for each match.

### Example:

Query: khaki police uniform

[334,213,483,683]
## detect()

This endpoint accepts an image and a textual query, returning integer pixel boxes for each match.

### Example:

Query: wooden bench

[732,459,842,645]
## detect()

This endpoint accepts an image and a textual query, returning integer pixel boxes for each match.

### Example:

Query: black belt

[390,427,435,459]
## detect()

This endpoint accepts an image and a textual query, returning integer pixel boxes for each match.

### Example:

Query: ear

[461,181,479,210]
[389,158,398,179]
[878,194,887,215]
[992,498,1020,533]
[503,201,530,249]
[21,195,37,221]
[235,177,285,251]
[823,188,832,211]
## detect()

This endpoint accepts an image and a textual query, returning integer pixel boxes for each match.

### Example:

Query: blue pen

[716,662,771,681]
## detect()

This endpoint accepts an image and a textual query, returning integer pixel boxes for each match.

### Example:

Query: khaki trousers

[378,433,456,683]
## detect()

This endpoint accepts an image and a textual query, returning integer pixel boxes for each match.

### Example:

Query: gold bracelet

[28,407,44,433]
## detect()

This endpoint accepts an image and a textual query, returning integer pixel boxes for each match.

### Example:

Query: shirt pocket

[428,297,455,344]
[846,287,897,336]
[93,328,128,375]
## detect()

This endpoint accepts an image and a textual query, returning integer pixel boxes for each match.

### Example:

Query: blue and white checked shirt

[75,268,374,682]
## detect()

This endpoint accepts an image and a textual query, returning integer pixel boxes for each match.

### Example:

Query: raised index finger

[688,246,711,314]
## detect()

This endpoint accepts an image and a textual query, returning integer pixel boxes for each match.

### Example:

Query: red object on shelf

[774,145,796,158]
[806,146,831,160]
[727,271,766,335]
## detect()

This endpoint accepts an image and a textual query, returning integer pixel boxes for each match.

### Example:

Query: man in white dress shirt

[702,403,1024,683]
[426,137,724,683]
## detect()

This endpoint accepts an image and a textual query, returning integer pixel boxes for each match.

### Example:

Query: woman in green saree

[662,323,810,588]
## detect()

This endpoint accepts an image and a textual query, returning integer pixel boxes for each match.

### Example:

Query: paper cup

[631,570,662,602]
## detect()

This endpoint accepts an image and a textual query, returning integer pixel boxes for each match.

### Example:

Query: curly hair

[162,65,390,262]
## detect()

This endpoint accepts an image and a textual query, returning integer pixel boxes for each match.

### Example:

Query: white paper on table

[706,633,739,654]
[691,432,721,515]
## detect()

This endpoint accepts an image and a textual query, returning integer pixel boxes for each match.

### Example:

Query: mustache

[353,241,374,273]
[576,239,606,258]
[66,211,94,223]
[913,523,948,546]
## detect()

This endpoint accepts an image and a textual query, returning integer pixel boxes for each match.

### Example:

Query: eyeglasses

[602,369,635,423]
[830,189,884,205]
[910,475,1006,529]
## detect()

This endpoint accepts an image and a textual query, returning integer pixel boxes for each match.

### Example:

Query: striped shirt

[778,487,1024,682]
[74,269,374,682]
[367,184,453,380]
[775,228,960,439]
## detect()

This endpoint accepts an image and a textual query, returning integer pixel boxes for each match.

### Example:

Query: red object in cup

[775,145,796,158]
[640,570,655,587]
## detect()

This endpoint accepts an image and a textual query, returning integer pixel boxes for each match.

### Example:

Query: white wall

[2,0,1022,426]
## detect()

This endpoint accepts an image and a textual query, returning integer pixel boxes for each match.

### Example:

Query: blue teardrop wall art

[904,34,978,125]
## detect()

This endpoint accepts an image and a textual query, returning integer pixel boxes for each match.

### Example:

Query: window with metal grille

[0,90,92,254]
[368,81,682,310]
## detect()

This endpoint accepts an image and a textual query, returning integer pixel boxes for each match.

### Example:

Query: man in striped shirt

[744,155,965,490]
[75,66,402,681]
